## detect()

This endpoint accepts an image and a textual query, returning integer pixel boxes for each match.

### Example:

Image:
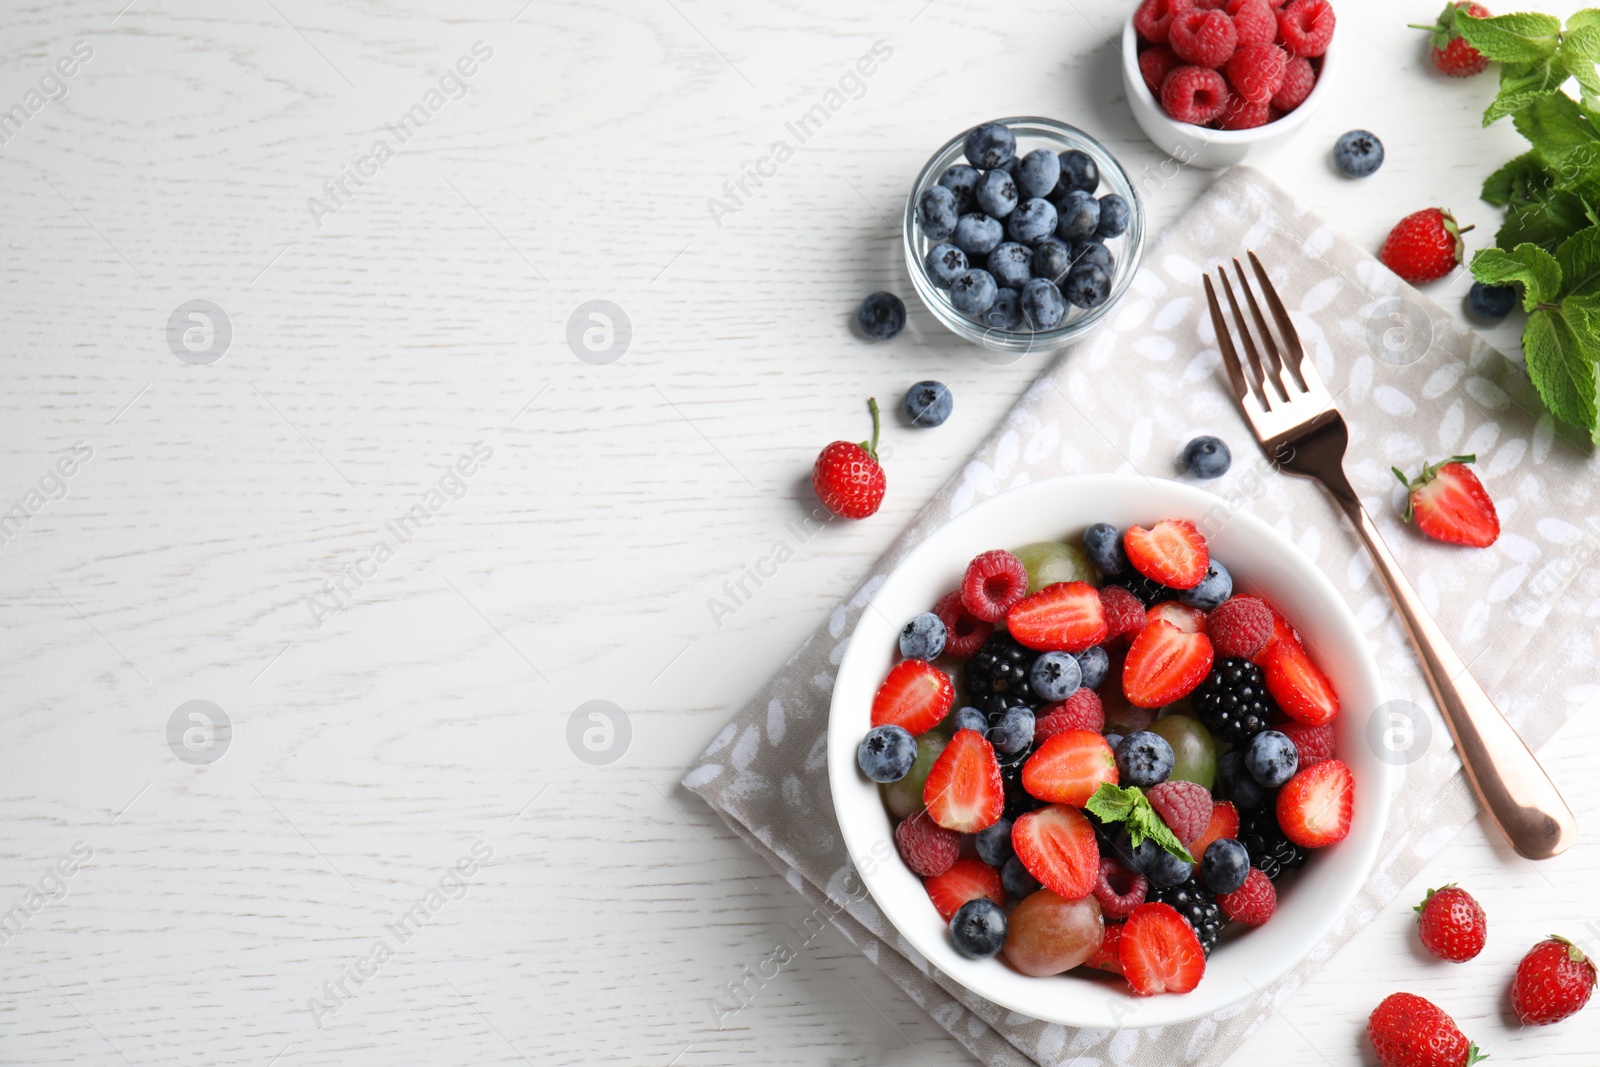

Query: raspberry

[1207,595,1273,658]
[1035,688,1105,740]
[1147,780,1212,843]
[933,590,994,659]
[1270,55,1316,110]
[1133,0,1191,43]
[1099,584,1147,640]
[1161,65,1230,124]
[1093,858,1149,920]
[1279,720,1336,767]
[1278,0,1335,57]
[1139,45,1183,95]
[894,809,959,877]
[1225,0,1276,47]
[1169,8,1237,67]
[1215,94,1270,129]
[1225,42,1287,103]
[960,549,1029,622]
[1218,867,1276,924]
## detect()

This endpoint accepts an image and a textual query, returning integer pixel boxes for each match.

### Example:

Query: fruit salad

[855,518,1354,996]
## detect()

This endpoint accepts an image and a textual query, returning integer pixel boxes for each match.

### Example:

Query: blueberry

[951,213,1003,257]
[1021,277,1066,329]
[986,242,1034,289]
[951,705,987,734]
[1333,129,1384,179]
[1032,237,1072,284]
[975,817,1014,867]
[1007,198,1058,245]
[1468,281,1517,319]
[857,724,917,782]
[1017,148,1062,199]
[917,185,960,242]
[1083,523,1127,577]
[1102,732,1123,752]
[1116,730,1174,788]
[1131,834,1193,888]
[1057,149,1099,195]
[1001,854,1040,899]
[950,897,1007,959]
[1215,750,1266,810]
[1201,838,1250,895]
[1181,435,1231,479]
[1055,190,1100,241]
[974,169,1019,219]
[993,157,1019,177]
[981,287,1024,331]
[1029,651,1082,702]
[964,122,1016,170]
[949,268,998,316]
[856,292,906,341]
[924,243,969,288]
[1072,240,1114,272]
[1179,559,1232,611]
[898,611,947,658]
[1064,262,1111,309]
[1074,646,1109,691]
[1246,729,1299,788]
[903,380,953,428]
[987,706,1035,754]
[938,164,981,212]
[1095,194,1130,239]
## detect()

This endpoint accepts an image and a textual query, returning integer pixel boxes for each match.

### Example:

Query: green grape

[1013,541,1100,595]
[881,733,945,820]
[1148,712,1217,791]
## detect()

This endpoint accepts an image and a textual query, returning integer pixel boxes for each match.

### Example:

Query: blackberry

[1192,658,1278,744]
[964,631,1041,717]
[1111,572,1177,607]
[1150,878,1224,956]
[999,756,1043,821]
[1239,807,1308,881]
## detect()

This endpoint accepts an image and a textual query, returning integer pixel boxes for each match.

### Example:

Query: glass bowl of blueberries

[904,117,1144,353]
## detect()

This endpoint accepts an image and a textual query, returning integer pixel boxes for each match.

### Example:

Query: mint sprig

[1084,783,1195,864]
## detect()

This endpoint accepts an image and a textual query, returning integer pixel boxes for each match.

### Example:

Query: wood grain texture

[0,0,1595,1064]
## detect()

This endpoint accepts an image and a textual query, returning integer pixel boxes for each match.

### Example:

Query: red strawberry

[1277,0,1335,57]
[1187,799,1240,855]
[1035,688,1105,740]
[1279,720,1336,768]
[1251,599,1299,661]
[923,729,1004,833]
[812,398,886,519]
[961,549,1030,622]
[1261,634,1339,724]
[894,809,959,877]
[1410,2,1491,78]
[1146,600,1206,634]
[1006,580,1109,653]
[1099,584,1148,640]
[1367,992,1484,1067]
[1393,455,1499,548]
[1123,619,1214,708]
[1139,45,1183,95]
[1276,758,1354,848]
[1217,866,1276,925]
[1380,208,1470,285]
[1414,884,1486,963]
[1086,920,1126,975]
[1169,7,1237,66]
[1511,935,1596,1025]
[1147,780,1212,843]
[1092,858,1149,920]
[1271,54,1316,110]
[1022,730,1119,806]
[1012,803,1101,899]
[933,589,994,659]
[1123,519,1209,590]
[924,857,1005,922]
[1120,902,1206,995]
[870,659,955,735]
[1207,595,1273,658]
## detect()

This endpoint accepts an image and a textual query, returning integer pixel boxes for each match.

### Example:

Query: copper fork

[1204,252,1577,861]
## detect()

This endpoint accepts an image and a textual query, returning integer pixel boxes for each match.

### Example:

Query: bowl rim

[827,473,1396,1029]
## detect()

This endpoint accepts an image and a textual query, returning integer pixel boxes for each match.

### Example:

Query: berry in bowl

[828,475,1394,1027]
[904,118,1145,354]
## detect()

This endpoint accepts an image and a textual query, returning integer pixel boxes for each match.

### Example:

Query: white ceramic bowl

[827,475,1395,1029]
[1119,14,1339,169]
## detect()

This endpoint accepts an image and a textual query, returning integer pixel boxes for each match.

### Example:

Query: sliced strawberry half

[1021,730,1118,806]
[1122,619,1214,708]
[1086,920,1125,975]
[1120,902,1205,995]
[1393,455,1500,548]
[1261,636,1339,725]
[1147,601,1207,634]
[1123,519,1210,590]
[870,659,955,734]
[1186,799,1240,856]
[1276,758,1354,848]
[923,728,1004,833]
[1251,599,1300,663]
[1012,803,1100,899]
[924,856,1004,921]
[1006,580,1109,653]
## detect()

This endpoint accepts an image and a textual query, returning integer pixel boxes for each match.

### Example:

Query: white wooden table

[2,1,1595,1064]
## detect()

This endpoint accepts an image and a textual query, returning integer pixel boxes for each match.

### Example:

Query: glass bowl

[902,117,1146,354]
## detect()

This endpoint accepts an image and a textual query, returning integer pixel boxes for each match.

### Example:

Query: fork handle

[1340,499,1578,860]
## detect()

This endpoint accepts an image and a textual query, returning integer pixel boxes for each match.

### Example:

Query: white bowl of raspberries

[1121,0,1339,169]
[828,474,1394,1028]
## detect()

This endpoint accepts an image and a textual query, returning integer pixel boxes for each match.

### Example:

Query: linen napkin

[682,165,1600,1067]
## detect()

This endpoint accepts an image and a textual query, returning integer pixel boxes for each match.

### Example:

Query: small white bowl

[827,475,1395,1029]
[1119,14,1339,169]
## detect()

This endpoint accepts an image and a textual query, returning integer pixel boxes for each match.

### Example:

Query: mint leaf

[1083,783,1194,864]
[1471,243,1563,309]
[1514,91,1600,168]
[1482,152,1553,205]
[1523,304,1600,439]
[1557,225,1600,298]
[1498,189,1595,250]
[1129,805,1195,864]
[1457,10,1563,63]
[1085,782,1139,824]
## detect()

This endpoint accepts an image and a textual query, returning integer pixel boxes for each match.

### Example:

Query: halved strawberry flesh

[1120,902,1206,995]
[870,659,955,735]
[1402,460,1500,548]
[1021,730,1118,806]
[1251,601,1299,664]
[924,856,1004,921]
[1123,519,1210,590]
[1147,601,1207,634]
[1186,799,1240,855]
[1261,636,1339,725]
[1276,758,1354,848]
[1086,921,1125,975]
[1123,619,1214,708]
[1011,803,1100,899]
[923,728,1004,833]
[1006,580,1109,653]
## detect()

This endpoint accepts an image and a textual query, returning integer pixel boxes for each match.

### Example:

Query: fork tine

[1203,275,1251,406]
[1247,251,1310,392]
[1233,258,1293,400]
[1217,268,1278,408]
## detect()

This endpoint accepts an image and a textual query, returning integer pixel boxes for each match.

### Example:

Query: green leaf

[1514,91,1600,168]
[1085,782,1138,824]
[1562,26,1600,95]
[1568,9,1600,35]
[1457,10,1563,63]
[1481,152,1553,205]
[1523,304,1600,440]
[1083,783,1195,864]
[1498,189,1596,251]
[1557,226,1600,298]
[1471,243,1563,309]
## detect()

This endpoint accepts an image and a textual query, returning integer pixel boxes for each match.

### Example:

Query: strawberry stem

[1458,224,1476,235]
[860,397,881,461]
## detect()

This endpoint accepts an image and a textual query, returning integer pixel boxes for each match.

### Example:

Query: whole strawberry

[812,398,886,519]
[1414,884,1486,962]
[1367,992,1485,1067]
[1392,454,1499,548]
[1409,2,1491,77]
[1511,935,1596,1026]
[1380,208,1471,284]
